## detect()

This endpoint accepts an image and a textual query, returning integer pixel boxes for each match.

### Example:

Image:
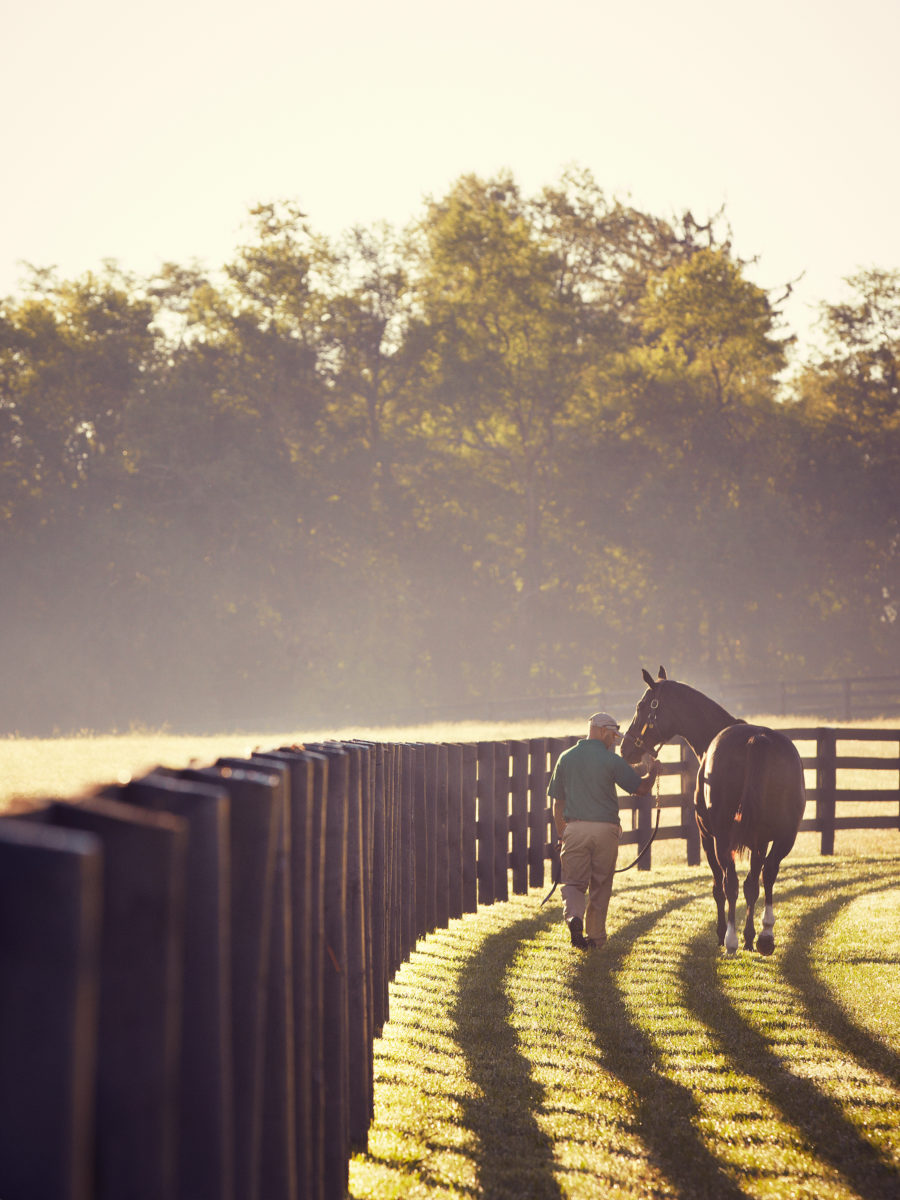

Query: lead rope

[615,769,662,874]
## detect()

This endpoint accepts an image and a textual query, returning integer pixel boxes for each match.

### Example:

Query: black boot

[567,916,587,949]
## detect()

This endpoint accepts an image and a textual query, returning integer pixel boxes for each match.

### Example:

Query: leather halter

[630,697,661,753]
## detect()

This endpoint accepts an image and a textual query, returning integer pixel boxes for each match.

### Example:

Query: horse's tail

[694,761,711,838]
[734,733,771,855]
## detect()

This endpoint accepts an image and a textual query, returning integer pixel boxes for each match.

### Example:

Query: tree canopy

[1,169,897,733]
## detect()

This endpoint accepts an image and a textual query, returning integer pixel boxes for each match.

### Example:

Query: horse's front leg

[742,849,764,951]
[716,838,740,954]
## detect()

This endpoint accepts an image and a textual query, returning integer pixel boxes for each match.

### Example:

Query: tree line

[1,168,898,735]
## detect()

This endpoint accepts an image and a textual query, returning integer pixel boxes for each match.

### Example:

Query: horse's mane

[666,680,743,754]
[672,680,740,723]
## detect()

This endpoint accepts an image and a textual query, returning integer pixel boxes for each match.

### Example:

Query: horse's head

[621,665,674,763]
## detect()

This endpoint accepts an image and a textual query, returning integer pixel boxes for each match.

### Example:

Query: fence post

[370,744,388,1035]
[547,739,575,884]
[424,745,438,933]
[123,773,235,1200]
[445,745,464,920]
[435,745,450,930]
[260,771,298,1200]
[492,742,510,903]
[527,739,547,889]
[476,743,496,906]
[42,798,188,1200]
[413,745,428,939]
[337,745,371,1154]
[400,746,416,959]
[192,761,282,1200]
[816,728,837,856]
[310,747,350,1200]
[461,745,478,913]
[679,739,701,866]
[509,741,529,894]
[0,819,103,1200]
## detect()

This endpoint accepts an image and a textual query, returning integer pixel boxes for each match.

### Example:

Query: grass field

[351,858,900,1199]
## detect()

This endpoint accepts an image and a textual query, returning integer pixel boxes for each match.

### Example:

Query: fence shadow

[574,889,749,1200]
[451,909,564,1200]
[680,896,899,1200]
[780,874,900,1092]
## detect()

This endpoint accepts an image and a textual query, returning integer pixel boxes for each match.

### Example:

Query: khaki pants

[560,820,621,946]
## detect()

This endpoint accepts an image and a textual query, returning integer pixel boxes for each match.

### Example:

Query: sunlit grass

[813,888,900,1048]
[352,858,900,1198]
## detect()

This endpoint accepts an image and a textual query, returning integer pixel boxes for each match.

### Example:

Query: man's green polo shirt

[548,737,644,824]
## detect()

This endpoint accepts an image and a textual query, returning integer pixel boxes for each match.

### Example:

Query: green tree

[791,268,900,662]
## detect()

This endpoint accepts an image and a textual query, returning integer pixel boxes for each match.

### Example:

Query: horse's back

[702,723,806,840]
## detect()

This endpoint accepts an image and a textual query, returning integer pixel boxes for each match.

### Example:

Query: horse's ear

[658,666,667,680]
[642,668,656,687]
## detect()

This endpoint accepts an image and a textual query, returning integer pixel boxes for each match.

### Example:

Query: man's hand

[635,756,659,796]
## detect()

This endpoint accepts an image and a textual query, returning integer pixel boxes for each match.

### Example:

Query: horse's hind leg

[742,849,764,951]
[715,837,740,954]
[699,825,727,946]
[757,841,788,956]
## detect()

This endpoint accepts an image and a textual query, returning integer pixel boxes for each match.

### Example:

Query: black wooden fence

[0,729,897,1200]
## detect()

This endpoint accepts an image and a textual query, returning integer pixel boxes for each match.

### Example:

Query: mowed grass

[351,857,900,1200]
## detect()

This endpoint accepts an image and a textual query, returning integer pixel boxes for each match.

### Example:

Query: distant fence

[413,673,900,724]
[0,728,897,1199]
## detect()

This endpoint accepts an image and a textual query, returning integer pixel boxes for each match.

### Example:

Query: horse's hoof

[756,932,775,956]
[725,944,738,957]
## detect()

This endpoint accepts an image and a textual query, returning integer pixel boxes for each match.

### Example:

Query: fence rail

[1,727,897,1199]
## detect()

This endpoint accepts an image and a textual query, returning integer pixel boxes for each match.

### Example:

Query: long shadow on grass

[681,875,899,1200]
[452,909,565,1200]
[575,887,749,1200]
[781,873,900,1091]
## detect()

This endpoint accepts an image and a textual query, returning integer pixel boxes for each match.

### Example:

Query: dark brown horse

[621,666,806,954]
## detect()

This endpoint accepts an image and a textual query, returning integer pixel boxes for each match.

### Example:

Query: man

[548,712,658,950]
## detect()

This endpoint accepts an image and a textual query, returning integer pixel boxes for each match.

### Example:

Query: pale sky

[3,0,899,360]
